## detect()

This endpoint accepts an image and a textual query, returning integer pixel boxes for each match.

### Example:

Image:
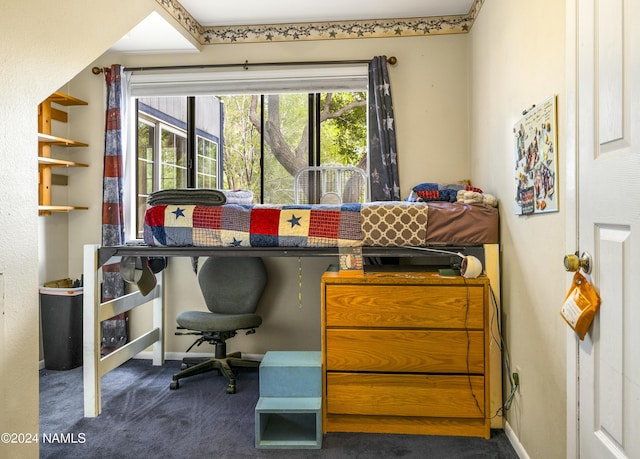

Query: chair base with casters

[170,328,261,394]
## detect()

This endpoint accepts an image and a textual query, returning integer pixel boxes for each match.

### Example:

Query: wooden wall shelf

[38,133,88,147]
[38,92,89,216]
[46,92,88,107]
[38,157,89,168]
[38,205,89,213]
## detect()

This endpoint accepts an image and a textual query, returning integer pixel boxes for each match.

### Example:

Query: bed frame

[83,243,502,421]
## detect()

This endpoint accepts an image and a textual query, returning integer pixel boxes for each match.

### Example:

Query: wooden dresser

[321,269,491,439]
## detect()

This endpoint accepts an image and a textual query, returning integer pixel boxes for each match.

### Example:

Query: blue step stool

[259,351,322,398]
[255,351,322,449]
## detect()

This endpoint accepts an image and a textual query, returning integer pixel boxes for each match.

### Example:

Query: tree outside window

[134,91,367,238]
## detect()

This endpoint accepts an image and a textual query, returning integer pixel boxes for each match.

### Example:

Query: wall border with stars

[156,0,485,45]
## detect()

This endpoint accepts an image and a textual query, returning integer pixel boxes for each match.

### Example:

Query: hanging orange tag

[560,272,601,340]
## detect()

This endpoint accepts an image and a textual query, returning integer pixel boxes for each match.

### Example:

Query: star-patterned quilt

[143,202,433,248]
[144,203,366,248]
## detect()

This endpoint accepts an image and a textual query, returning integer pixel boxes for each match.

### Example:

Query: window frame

[124,65,369,240]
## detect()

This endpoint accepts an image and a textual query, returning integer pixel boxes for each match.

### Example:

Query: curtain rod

[91,56,396,75]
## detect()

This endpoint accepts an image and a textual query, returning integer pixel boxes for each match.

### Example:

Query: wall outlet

[513,365,522,392]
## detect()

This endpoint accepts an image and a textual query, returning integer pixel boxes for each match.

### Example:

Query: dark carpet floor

[39,359,519,458]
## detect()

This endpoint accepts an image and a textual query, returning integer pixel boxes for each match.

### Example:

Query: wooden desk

[321,270,491,439]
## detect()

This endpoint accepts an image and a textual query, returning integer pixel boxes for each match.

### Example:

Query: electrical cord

[463,276,483,415]
[488,284,519,418]
[407,246,515,416]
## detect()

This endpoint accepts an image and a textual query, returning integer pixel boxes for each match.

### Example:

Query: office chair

[169,256,267,394]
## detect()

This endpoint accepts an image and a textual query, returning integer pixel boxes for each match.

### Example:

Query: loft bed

[83,197,502,418]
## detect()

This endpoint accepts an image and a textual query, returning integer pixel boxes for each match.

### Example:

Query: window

[126,65,369,239]
[134,96,221,238]
[197,136,218,189]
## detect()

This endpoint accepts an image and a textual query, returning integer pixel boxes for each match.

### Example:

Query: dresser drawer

[326,372,485,418]
[326,329,484,373]
[324,284,484,329]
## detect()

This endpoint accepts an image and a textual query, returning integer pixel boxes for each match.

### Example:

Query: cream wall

[62,35,471,356]
[0,2,159,458]
[469,1,567,458]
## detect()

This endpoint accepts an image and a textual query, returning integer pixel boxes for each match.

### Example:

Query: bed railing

[83,244,165,417]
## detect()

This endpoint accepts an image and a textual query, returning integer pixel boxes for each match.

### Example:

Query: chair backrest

[198,257,267,314]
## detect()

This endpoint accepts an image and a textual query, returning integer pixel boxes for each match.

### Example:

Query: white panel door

[574,0,640,457]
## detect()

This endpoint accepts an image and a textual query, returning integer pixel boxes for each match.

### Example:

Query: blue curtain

[101,64,127,353]
[368,56,400,201]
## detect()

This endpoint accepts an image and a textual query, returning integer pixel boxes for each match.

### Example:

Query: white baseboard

[505,421,530,459]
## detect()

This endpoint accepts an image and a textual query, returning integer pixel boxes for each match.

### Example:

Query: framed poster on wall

[514,95,558,215]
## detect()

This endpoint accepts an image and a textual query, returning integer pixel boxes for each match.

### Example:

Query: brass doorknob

[564,251,592,274]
